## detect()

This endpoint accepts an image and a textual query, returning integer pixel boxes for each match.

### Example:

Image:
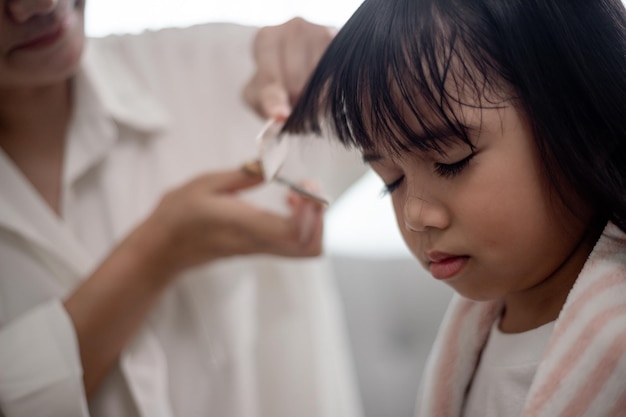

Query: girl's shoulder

[589,222,626,272]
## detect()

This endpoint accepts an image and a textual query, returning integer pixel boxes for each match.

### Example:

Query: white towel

[415,222,626,417]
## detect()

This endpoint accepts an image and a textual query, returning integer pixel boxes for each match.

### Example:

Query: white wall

[85,0,364,37]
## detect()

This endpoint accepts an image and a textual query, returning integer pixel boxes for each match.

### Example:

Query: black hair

[283,0,626,232]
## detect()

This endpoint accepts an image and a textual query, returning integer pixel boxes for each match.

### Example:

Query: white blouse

[0,23,365,417]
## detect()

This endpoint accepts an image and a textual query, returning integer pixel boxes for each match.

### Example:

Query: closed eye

[434,153,475,178]
[380,176,405,196]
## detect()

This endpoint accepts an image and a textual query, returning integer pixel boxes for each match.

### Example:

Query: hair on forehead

[283,0,507,157]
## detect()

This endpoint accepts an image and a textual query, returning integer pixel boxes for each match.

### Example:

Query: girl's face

[0,0,85,89]
[366,101,596,303]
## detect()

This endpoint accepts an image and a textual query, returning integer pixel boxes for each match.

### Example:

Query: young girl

[284,0,626,416]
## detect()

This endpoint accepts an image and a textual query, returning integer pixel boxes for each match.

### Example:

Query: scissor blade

[274,176,330,206]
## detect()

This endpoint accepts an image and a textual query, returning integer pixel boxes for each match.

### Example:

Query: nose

[6,0,58,23]
[403,195,450,232]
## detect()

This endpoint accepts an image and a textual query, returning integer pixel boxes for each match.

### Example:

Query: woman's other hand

[243,17,335,120]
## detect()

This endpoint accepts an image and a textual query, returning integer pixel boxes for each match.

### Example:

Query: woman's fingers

[243,18,335,120]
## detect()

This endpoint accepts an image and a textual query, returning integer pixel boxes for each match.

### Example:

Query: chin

[22,43,84,87]
[7,25,85,88]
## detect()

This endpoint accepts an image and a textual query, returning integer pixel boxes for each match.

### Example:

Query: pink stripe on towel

[608,388,626,417]
[434,300,476,417]
[558,329,626,417]
[548,273,623,352]
[526,304,626,416]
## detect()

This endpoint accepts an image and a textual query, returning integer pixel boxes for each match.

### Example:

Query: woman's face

[0,0,86,89]
[365,100,596,303]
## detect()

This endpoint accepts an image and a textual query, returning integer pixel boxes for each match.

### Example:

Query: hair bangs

[284,0,507,157]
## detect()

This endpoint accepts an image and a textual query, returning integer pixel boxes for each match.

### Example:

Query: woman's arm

[64,168,323,398]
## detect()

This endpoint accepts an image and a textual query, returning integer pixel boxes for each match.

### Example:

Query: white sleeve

[0,300,89,417]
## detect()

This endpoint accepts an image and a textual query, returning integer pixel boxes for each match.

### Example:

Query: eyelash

[434,153,476,178]
[380,153,475,195]
[381,177,404,196]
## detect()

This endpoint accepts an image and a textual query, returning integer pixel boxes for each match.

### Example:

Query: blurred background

[86,0,363,36]
[86,3,453,417]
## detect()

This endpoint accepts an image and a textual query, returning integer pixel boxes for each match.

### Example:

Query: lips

[13,25,64,51]
[426,251,469,280]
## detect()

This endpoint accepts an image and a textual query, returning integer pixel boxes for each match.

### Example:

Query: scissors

[242,119,330,206]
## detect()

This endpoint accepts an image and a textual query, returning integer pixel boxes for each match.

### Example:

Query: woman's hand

[137,168,324,275]
[243,17,336,119]
[66,167,324,396]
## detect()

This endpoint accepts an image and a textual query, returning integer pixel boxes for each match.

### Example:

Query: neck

[500,221,603,333]
[0,81,72,144]
[500,264,580,333]
[0,80,73,216]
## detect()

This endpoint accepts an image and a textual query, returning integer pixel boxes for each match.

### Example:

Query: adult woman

[0,1,364,416]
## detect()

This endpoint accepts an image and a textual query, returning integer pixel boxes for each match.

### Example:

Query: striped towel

[414,222,626,417]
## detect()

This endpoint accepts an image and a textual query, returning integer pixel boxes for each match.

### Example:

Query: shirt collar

[80,38,171,133]
[64,39,171,185]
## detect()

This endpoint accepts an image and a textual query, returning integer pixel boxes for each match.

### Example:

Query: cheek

[462,186,549,249]
[458,151,585,281]
[62,26,85,71]
[459,145,551,245]
[56,13,86,68]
